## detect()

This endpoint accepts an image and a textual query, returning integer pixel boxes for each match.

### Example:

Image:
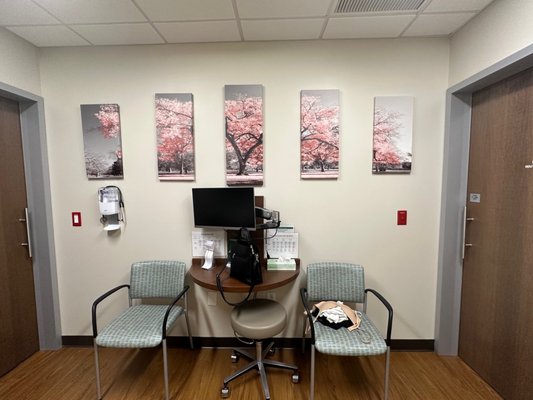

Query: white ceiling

[0,0,496,47]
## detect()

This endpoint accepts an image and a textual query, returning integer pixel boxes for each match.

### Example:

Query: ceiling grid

[0,0,496,47]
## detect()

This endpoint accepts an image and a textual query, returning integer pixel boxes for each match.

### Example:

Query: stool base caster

[221,386,230,398]
[292,371,300,384]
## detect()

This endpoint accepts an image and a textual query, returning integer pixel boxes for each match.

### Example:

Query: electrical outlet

[207,291,217,306]
[256,291,276,300]
[266,292,276,301]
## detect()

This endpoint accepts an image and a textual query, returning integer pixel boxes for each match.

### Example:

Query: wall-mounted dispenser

[98,186,125,231]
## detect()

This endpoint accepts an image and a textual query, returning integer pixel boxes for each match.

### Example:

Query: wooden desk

[189,258,300,293]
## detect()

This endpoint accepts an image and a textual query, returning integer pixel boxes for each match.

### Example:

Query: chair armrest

[162,285,190,340]
[365,288,393,345]
[300,288,316,344]
[91,284,130,338]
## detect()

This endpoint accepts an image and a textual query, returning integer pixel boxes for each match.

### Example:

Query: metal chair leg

[184,294,194,349]
[301,317,308,354]
[310,344,315,400]
[185,311,193,349]
[384,346,391,400]
[163,339,169,400]
[93,340,102,400]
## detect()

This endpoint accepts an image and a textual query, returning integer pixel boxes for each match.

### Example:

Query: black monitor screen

[192,187,256,230]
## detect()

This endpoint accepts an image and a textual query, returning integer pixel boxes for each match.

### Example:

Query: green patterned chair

[91,260,193,400]
[300,262,393,400]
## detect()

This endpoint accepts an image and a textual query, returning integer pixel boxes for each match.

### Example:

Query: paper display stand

[192,230,226,269]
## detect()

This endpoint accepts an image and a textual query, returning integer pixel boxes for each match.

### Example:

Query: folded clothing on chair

[311,301,361,331]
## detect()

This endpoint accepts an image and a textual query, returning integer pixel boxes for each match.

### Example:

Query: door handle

[462,206,474,259]
[18,207,33,258]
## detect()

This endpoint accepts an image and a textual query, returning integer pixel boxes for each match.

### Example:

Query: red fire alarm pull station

[72,212,82,227]
[397,210,407,225]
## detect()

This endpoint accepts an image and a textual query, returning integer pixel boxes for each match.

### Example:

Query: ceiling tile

[135,0,235,22]
[33,0,146,24]
[0,0,60,25]
[403,13,476,36]
[424,0,494,13]
[71,23,164,45]
[155,21,241,43]
[236,0,332,19]
[323,15,414,39]
[242,18,324,41]
[5,25,90,47]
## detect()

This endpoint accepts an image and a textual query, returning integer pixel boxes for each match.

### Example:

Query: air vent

[335,0,425,14]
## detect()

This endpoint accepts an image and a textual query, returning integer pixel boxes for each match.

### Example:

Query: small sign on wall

[469,193,481,203]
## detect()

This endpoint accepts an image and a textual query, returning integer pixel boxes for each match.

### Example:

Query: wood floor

[0,346,502,399]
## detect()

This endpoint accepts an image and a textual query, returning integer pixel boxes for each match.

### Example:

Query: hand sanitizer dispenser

[98,186,124,231]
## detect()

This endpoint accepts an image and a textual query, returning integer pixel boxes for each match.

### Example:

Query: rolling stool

[221,298,300,399]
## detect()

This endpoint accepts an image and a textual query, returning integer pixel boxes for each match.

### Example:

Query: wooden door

[460,67,533,399]
[0,96,39,376]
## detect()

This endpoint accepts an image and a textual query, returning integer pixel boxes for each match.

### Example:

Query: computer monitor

[192,187,256,230]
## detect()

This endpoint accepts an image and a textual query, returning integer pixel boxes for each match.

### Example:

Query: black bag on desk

[216,228,262,306]
[229,233,262,286]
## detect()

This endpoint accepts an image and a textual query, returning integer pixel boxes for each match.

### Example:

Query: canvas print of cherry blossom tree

[81,104,123,179]
[300,89,340,179]
[225,84,264,186]
[155,93,195,181]
[372,96,413,174]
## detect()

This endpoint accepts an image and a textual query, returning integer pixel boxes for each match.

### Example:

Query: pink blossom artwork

[300,90,340,179]
[372,96,413,174]
[81,104,123,179]
[155,93,195,181]
[225,85,264,186]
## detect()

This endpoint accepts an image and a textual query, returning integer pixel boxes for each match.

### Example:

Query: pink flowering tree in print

[156,97,194,175]
[372,107,403,172]
[90,104,123,177]
[94,104,120,139]
[300,95,339,173]
[225,95,263,176]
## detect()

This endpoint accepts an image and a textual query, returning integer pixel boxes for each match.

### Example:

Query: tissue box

[267,259,296,271]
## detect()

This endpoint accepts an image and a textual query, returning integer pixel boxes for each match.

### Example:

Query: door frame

[436,43,533,355]
[0,81,61,350]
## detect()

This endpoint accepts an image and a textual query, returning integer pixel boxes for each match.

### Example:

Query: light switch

[72,212,82,227]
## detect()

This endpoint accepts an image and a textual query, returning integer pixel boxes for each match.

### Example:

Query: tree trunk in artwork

[155,94,195,180]
[224,85,264,185]
[300,90,340,179]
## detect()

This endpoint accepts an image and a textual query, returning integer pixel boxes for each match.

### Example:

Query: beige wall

[0,28,41,95]
[450,0,533,86]
[39,38,449,339]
